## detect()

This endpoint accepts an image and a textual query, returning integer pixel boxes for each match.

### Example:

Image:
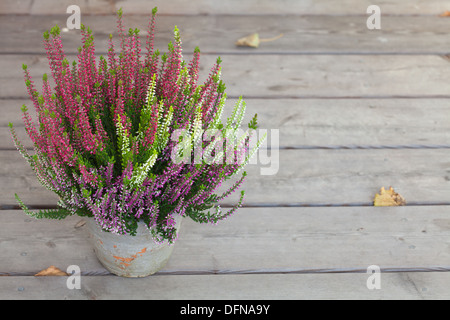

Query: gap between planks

[1,13,448,17]
[2,266,450,277]
[3,95,450,100]
[3,202,450,211]
[2,52,450,56]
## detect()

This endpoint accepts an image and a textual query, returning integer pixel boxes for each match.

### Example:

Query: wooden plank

[1,272,449,299]
[1,0,448,15]
[1,207,449,274]
[249,99,450,147]
[3,98,450,149]
[0,212,98,273]
[0,0,113,15]
[2,15,450,55]
[2,54,450,99]
[1,148,449,206]
[0,99,26,126]
[115,0,450,16]
[239,148,450,206]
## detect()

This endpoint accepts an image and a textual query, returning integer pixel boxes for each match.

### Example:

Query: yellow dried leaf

[35,265,68,276]
[235,33,284,48]
[373,187,406,206]
[235,33,260,48]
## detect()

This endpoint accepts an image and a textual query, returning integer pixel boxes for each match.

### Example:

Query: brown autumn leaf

[373,186,406,206]
[35,265,68,276]
[439,10,450,17]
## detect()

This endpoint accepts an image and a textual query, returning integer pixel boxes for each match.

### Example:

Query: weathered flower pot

[86,215,183,277]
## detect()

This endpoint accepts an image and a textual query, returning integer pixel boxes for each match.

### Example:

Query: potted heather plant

[9,8,264,277]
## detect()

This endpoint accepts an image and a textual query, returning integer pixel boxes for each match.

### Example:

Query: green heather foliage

[9,8,264,243]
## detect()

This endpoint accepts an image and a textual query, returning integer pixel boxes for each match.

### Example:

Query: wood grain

[1,272,449,299]
[1,207,449,275]
[3,98,450,149]
[2,15,450,54]
[2,54,450,99]
[1,0,449,301]
[1,0,448,15]
[1,148,449,206]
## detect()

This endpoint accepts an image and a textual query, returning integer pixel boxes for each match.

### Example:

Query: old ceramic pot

[86,215,183,277]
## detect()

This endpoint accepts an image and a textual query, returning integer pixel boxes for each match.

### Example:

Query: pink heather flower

[10,8,259,244]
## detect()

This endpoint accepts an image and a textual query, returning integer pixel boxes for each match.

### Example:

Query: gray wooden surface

[1,0,449,300]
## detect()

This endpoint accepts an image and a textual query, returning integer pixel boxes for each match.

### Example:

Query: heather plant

[9,8,264,243]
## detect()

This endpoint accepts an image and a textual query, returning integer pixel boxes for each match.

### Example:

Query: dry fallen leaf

[74,219,86,228]
[439,10,450,17]
[35,265,68,276]
[235,33,260,48]
[235,33,284,48]
[373,186,406,206]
